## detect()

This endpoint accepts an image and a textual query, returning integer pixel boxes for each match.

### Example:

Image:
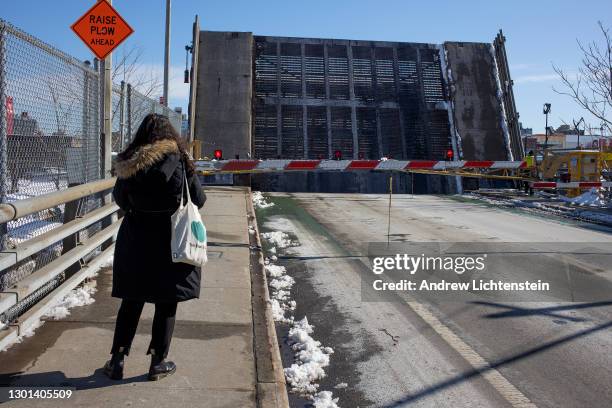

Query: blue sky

[2,0,611,133]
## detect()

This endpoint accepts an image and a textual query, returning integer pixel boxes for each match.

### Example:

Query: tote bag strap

[179,159,192,208]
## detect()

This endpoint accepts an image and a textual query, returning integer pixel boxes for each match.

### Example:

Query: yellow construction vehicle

[538,149,612,196]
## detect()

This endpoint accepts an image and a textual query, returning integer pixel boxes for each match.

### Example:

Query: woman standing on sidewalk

[104,114,206,381]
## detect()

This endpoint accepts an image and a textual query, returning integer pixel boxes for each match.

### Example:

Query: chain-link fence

[112,82,182,152]
[0,19,182,325]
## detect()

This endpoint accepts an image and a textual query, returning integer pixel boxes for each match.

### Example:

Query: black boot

[148,353,176,381]
[103,352,125,380]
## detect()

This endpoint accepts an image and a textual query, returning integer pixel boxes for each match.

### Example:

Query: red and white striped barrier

[530,181,612,189]
[196,159,528,173]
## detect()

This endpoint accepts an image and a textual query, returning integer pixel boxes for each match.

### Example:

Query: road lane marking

[408,301,537,408]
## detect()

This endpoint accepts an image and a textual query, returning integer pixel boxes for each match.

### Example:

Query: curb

[246,190,289,408]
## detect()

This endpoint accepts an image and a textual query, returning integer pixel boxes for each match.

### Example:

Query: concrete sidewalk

[0,186,286,407]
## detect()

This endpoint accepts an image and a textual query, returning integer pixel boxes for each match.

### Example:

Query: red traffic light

[334,150,342,160]
[214,149,223,160]
[446,149,454,160]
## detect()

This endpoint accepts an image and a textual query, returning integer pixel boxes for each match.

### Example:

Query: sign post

[71,0,133,247]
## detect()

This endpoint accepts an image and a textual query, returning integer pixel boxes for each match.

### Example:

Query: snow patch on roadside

[464,192,612,226]
[560,188,609,207]
[312,390,340,408]
[254,200,340,405]
[262,231,297,249]
[265,262,296,324]
[284,317,335,395]
[252,191,275,209]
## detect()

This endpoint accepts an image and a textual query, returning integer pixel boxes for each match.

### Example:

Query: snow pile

[269,274,295,292]
[312,391,340,408]
[261,231,339,404]
[284,317,335,395]
[269,299,287,322]
[265,263,285,277]
[265,263,296,323]
[261,231,296,249]
[44,284,97,320]
[1,251,112,352]
[1,282,98,353]
[562,188,609,207]
[100,255,114,268]
[252,191,275,209]
[18,320,43,339]
[0,319,43,352]
[259,218,339,404]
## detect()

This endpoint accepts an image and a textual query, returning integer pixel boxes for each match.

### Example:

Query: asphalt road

[256,193,612,408]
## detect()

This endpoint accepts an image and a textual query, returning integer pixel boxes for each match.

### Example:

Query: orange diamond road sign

[71,0,134,60]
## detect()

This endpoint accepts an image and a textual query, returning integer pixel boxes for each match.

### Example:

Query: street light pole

[543,103,551,150]
[574,117,584,148]
[163,0,171,107]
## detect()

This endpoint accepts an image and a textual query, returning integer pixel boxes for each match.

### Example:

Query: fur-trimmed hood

[114,139,179,179]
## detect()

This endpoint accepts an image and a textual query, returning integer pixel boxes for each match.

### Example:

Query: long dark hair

[119,113,195,175]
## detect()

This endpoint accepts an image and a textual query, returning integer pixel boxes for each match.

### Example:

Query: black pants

[110,300,177,359]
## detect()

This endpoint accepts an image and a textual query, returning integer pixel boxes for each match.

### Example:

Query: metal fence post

[127,83,132,143]
[119,80,125,150]
[0,22,8,250]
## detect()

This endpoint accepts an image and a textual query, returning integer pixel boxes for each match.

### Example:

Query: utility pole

[163,0,171,107]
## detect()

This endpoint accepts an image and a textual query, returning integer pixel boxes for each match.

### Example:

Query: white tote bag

[171,166,208,266]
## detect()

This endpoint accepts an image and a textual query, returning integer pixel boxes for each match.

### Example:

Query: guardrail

[0,178,119,350]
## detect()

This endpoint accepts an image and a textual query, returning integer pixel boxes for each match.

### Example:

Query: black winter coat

[111,139,206,303]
